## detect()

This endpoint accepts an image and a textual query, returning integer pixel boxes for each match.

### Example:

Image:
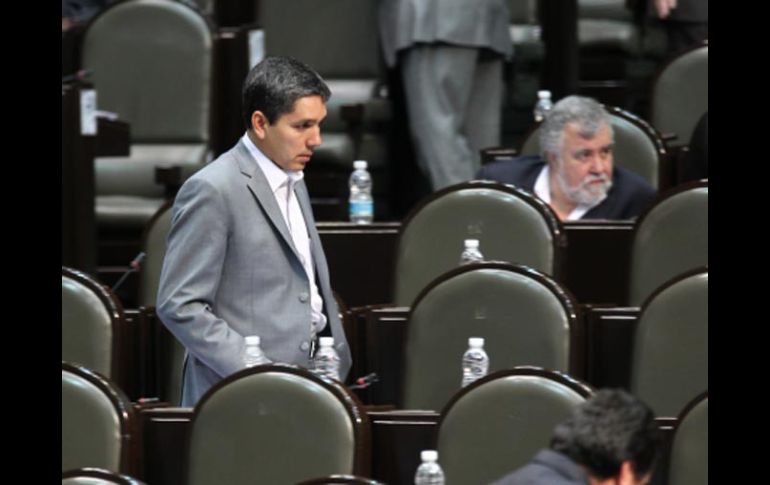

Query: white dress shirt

[534,165,601,221]
[242,134,327,335]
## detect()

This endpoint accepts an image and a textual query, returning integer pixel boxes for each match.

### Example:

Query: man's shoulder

[490,450,587,485]
[477,155,545,185]
[613,166,656,197]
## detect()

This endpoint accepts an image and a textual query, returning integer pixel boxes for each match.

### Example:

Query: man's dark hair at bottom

[551,389,661,481]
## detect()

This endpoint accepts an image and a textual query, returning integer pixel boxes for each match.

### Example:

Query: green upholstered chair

[628,181,708,306]
[630,269,708,417]
[62,363,137,474]
[652,43,708,148]
[394,181,564,306]
[187,364,370,485]
[401,263,579,411]
[82,0,215,233]
[62,267,129,392]
[136,203,186,405]
[437,367,592,485]
[669,392,709,485]
[519,105,666,189]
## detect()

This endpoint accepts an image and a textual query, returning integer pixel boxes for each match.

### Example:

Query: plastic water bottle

[243,335,271,368]
[313,336,341,381]
[349,160,373,224]
[414,450,445,485]
[533,90,553,122]
[459,239,484,265]
[461,337,489,387]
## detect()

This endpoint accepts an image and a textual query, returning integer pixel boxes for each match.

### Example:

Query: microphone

[348,372,379,390]
[111,252,146,292]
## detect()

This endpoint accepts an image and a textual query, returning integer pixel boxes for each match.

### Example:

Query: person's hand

[654,0,677,18]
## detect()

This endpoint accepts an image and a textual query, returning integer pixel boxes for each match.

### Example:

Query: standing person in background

[157,56,352,406]
[650,0,708,55]
[378,0,513,190]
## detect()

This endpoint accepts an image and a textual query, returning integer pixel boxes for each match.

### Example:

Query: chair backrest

[668,392,709,485]
[519,105,665,188]
[438,367,592,485]
[138,203,173,307]
[394,181,565,306]
[628,181,708,306]
[62,467,146,485]
[83,0,213,144]
[402,263,578,411]
[187,365,370,485]
[652,43,708,147]
[138,203,186,405]
[62,267,126,384]
[82,0,214,201]
[630,269,708,417]
[62,363,136,474]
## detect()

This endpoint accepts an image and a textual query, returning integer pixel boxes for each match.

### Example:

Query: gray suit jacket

[157,140,352,406]
[378,0,513,67]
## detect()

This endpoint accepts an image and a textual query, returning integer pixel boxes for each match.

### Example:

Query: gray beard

[556,169,613,206]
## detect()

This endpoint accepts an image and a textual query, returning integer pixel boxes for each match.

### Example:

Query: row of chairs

[62,362,708,485]
[394,179,708,307]
[64,180,706,407]
[63,261,707,418]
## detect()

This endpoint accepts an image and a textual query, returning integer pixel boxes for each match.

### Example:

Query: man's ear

[251,111,269,139]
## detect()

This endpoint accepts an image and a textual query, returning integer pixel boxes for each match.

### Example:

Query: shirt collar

[534,164,600,221]
[241,133,304,194]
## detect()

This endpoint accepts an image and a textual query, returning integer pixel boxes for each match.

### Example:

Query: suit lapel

[233,141,303,263]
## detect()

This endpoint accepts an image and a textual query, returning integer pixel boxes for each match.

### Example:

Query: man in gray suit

[157,56,352,406]
[379,0,513,190]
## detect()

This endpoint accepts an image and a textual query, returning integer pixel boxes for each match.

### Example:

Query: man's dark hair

[242,56,331,128]
[550,389,661,480]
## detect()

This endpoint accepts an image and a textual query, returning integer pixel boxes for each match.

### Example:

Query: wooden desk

[318,221,634,308]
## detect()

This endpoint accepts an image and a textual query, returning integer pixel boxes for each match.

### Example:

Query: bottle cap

[537,90,551,99]
[464,239,479,249]
[319,336,334,347]
[245,335,261,345]
[353,160,368,170]
[469,337,485,348]
[421,450,438,462]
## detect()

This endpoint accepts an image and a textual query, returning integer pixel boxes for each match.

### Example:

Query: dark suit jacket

[489,449,588,485]
[477,155,656,220]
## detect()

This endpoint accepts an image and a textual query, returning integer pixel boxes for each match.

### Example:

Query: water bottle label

[350,200,373,217]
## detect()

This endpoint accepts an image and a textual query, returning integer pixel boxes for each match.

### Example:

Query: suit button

[300,341,310,351]
[299,292,309,302]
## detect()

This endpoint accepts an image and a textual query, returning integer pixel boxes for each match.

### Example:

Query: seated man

[490,389,661,485]
[477,96,655,220]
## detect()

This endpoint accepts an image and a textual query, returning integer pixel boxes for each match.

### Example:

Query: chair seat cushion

[96,143,209,198]
[97,195,167,228]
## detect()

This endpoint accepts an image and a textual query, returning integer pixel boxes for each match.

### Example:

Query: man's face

[255,95,327,172]
[552,121,614,206]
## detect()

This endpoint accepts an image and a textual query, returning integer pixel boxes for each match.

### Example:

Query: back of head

[540,96,612,160]
[242,56,331,128]
[550,389,660,481]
